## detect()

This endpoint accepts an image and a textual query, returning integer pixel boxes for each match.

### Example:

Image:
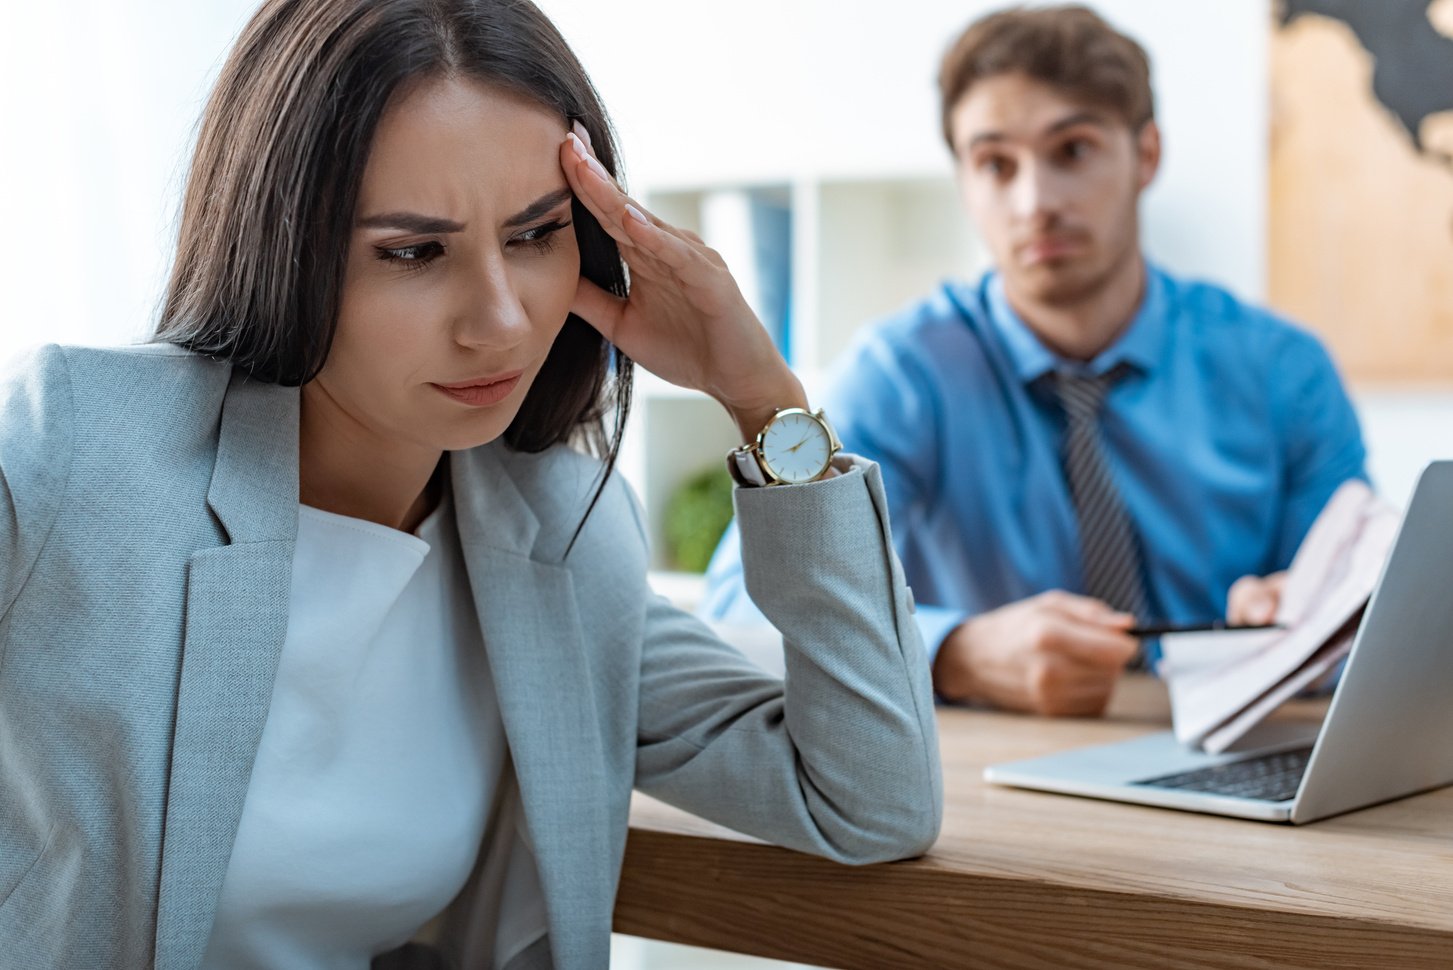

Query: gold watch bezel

[751,407,842,485]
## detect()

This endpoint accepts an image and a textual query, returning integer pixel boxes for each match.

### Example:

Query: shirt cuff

[914,604,968,665]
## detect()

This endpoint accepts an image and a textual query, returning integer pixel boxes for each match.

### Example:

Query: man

[700,4,1367,717]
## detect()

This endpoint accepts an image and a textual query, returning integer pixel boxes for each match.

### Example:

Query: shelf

[646,185,793,359]
[644,175,985,374]
[624,172,987,577]
[618,391,739,572]
[808,175,987,372]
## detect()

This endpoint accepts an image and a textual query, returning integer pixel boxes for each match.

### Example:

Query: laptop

[983,460,1453,824]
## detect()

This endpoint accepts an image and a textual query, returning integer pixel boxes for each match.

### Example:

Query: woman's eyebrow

[503,187,573,228]
[356,212,466,233]
[356,188,571,234]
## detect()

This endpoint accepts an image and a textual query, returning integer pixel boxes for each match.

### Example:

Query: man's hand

[1226,571,1288,626]
[932,591,1139,717]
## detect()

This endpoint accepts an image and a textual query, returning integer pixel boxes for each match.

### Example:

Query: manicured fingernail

[572,120,593,150]
[567,132,589,160]
[584,155,611,181]
[625,204,649,225]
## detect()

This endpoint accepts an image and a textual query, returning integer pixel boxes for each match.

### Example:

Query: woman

[0,1,941,967]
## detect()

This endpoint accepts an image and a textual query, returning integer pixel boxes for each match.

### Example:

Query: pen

[1128,620,1282,638]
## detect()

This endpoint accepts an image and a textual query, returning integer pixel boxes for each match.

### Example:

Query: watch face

[760,410,832,484]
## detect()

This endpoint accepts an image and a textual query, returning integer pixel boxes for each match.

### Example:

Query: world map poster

[1270,0,1453,381]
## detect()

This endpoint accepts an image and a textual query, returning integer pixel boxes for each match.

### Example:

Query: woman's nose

[453,254,531,351]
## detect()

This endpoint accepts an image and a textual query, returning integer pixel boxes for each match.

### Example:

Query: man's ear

[1136,119,1162,190]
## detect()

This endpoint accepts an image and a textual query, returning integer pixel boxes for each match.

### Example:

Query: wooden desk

[614,677,1453,969]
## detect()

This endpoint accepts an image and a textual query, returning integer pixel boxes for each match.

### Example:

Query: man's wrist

[933,619,980,702]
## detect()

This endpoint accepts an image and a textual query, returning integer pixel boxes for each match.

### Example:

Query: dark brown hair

[938,4,1155,149]
[155,0,632,467]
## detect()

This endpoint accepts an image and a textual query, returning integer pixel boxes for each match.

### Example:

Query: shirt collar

[984,263,1170,385]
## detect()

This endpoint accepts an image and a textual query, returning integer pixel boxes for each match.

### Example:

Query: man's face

[948,72,1160,307]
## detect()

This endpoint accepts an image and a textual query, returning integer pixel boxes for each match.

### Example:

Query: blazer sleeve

[0,345,74,623]
[697,332,965,662]
[633,456,942,864]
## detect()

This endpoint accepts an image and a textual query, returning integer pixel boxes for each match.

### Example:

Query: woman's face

[315,76,580,453]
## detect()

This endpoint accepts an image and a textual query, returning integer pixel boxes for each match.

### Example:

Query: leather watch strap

[727,445,770,487]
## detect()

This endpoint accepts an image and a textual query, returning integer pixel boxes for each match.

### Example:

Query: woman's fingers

[618,204,702,275]
[559,132,642,250]
[555,123,768,391]
[569,276,624,341]
[559,129,706,278]
[566,122,677,236]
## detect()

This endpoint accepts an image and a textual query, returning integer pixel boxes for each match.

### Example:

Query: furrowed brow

[356,212,466,233]
[503,188,574,229]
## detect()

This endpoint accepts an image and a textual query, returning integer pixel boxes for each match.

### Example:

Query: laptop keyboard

[1134,747,1314,803]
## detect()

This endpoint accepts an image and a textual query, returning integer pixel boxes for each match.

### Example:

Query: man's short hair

[938,5,1155,149]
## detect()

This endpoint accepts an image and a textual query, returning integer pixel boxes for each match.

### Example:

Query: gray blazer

[0,344,941,969]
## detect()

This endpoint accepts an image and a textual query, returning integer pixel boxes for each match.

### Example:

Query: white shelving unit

[810,176,989,373]
[621,174,987,583]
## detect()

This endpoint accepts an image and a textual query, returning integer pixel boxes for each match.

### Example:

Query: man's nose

[1010,160,1065,222]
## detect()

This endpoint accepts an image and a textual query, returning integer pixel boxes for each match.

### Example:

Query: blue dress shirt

[701,264,1369,665]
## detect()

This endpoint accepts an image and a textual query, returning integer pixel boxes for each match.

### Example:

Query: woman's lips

[432,371,524,407]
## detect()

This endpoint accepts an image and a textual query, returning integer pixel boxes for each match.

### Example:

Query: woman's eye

[375,240,445,270]
[511,219,572,255]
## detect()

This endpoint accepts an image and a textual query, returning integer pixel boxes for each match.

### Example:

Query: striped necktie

[1052,367,1150,621]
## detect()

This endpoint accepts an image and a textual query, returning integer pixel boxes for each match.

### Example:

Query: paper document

[1159,481,1399,752]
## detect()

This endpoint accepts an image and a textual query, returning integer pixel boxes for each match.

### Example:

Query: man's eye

[375,241,445,269]
[1062,139,1092,160]
[980,156,1012,178]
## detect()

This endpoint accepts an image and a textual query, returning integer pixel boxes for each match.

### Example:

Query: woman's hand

[559,124,806,441]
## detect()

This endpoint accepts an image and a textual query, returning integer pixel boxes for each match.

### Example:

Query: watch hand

[786,435,812,454]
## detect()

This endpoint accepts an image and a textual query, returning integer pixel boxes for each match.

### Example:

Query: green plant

[664,464,736,573]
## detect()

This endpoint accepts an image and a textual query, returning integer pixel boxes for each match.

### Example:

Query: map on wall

[1269,0,1453,382]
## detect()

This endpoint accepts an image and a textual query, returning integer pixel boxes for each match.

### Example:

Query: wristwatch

[727,406,842,487]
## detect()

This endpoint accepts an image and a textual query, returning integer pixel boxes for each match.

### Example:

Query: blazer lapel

[154,371,299,970]
[451,446,614,965]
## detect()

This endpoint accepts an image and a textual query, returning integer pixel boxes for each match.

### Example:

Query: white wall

[0,0,257,362]
[1355,390,1453,510]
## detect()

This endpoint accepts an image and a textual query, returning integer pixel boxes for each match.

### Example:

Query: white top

[201,492,546,969]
